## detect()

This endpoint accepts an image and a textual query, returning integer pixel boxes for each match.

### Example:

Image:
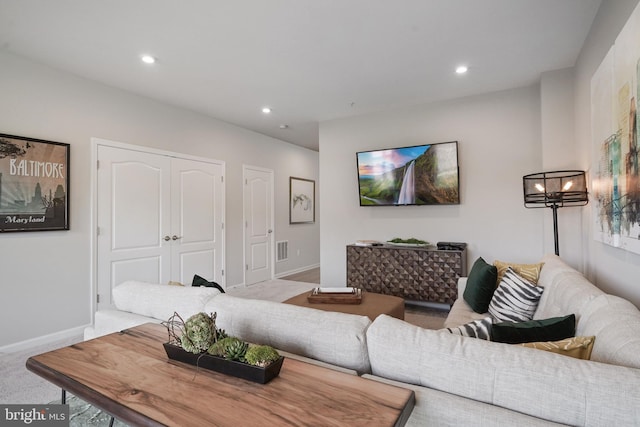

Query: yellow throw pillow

[168,281,184,286]
[519,336,595,360]
[494,260,544,285]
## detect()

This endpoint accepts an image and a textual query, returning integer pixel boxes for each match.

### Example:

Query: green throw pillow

[492,314,576,344]
[463,257,498,313]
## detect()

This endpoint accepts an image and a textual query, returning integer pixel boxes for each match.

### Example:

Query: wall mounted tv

[356,141,460,206]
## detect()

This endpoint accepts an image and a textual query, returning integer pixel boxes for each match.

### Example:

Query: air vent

[276,240,288,262]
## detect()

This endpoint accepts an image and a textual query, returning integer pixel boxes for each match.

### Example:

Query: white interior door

[244,166,274,285]
[171,158,225,287]
[97,146,171,309]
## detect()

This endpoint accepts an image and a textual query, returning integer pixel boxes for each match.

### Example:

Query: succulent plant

[244,345,280,367]
[206,336,248,361]
[224,338,249,361]
[180,312,217,354]
[207,336,235,357]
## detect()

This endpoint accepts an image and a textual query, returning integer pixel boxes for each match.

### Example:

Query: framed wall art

[290,177,315,224]
[590,2,640,255]
[0,133,70,232]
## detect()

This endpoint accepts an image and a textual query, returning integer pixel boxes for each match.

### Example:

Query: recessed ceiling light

[141,55,156,64]
[279,124,289,129]
[455,65,468,74]
[262,107,272,114]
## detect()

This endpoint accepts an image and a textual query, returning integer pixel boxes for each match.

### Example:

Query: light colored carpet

[226,278,316,302]
[0,335,82,405]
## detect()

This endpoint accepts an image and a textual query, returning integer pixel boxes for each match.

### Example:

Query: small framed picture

[0,133,70,232]
[290,177,315,224]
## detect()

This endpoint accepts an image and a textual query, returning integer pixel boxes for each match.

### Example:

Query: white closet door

[243,166,274,285]
[170,158,225,287]
[97,146,171,309]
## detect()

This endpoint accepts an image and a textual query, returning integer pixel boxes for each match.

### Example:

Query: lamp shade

[523,170,588,208]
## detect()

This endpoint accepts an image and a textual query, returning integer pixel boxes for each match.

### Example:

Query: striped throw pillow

[444,317,492,340]
[488,267,544,322]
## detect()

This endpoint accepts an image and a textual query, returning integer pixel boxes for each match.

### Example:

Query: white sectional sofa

[84,281,223,340]
[85,255,640,426]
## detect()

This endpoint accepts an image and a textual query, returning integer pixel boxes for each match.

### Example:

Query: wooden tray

[307,288,362,304]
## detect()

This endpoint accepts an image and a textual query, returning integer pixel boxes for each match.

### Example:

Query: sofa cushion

[443,296,490,329]
[362,374,563,427]
[488,268,544,322]
[493,260,544,284]
[577,294,640,369]
[534,254,603,321]
[519,336,595,360]
[366,314,640,426]
[492,314,575,344]
[463,257,498,313]
[443,317,492,340]
[205,295,372,374]
[112,281,221,321]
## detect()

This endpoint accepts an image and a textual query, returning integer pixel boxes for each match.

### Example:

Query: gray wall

[0,51,319,349]
[539,68,586,270]
[319,85,545,285]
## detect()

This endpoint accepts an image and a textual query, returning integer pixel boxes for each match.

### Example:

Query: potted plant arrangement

[386,237,430,247]
[162,312,284,384]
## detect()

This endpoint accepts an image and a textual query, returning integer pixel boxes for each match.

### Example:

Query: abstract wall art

[289,177,315,224]
[591,2,640,254]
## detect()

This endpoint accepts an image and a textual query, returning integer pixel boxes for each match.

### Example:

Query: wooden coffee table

[284,290,405,321]
[27,323,414,426]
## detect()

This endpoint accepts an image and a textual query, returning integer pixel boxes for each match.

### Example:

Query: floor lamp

[523,170,589,256]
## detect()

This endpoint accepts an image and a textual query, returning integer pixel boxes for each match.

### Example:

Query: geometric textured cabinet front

[346,245,467,306]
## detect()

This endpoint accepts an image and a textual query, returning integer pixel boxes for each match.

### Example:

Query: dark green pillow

[463,257,498,313]
[492,314,576,344]
[192,274,225,293]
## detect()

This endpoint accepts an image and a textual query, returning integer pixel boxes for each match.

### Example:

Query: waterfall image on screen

[356,141,459,206]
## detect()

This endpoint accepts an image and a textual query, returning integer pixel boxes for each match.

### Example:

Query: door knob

[172,235,182,240]
[163,236,171,241]
[268,229,273,234]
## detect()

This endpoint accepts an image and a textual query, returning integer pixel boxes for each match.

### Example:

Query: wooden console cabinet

[346,244,467,305]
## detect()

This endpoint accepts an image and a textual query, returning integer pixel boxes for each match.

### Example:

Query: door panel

[244,166,273,285]
[178,249,215,285]
[111,257,163,288]
[111,162,163,249]
[250,243,268,270]
[97,146,171,309]
[171,158,224,288]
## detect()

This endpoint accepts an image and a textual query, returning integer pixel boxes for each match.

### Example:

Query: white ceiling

[0,0,601,151]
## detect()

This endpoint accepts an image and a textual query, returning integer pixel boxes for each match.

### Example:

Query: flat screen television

[356,141,459,206]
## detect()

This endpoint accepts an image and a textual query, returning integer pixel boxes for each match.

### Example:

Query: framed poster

[290,177,315,224]
[0,133,70,232]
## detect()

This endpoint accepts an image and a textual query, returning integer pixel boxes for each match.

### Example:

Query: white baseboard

[0,324,89,354]
[275,263,320,279]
